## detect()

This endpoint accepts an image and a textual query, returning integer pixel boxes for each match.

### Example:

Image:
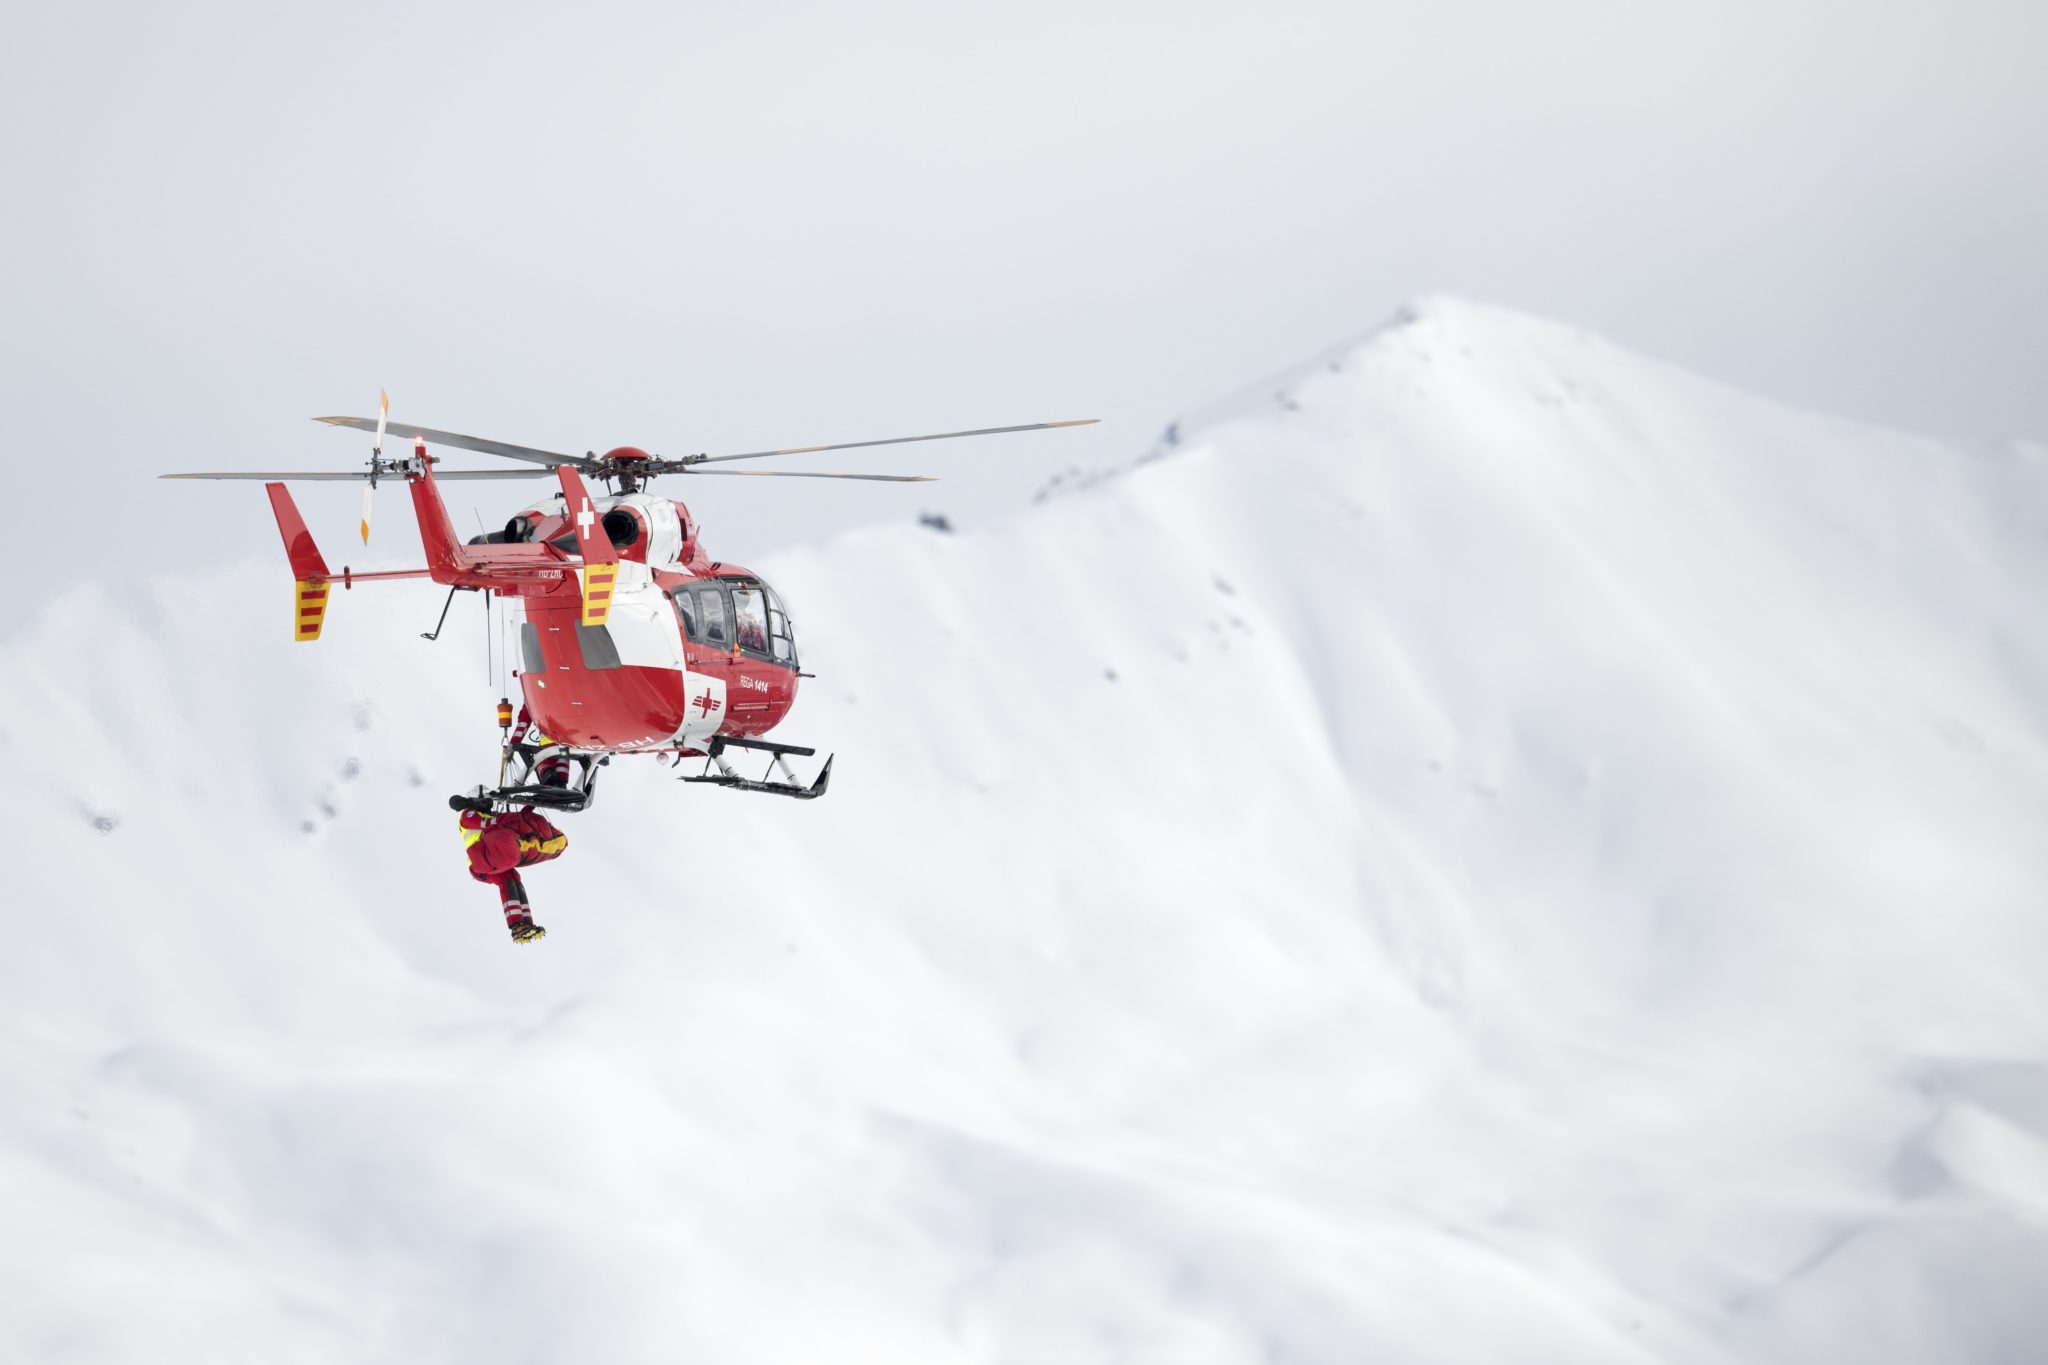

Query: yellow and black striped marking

[580,563,618,628]
[294,579,331,642]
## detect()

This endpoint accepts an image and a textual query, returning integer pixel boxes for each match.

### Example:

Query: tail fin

[266,482,331,579]
[292,579,332,641]
[266,483,333,641]
[556,465,618,627]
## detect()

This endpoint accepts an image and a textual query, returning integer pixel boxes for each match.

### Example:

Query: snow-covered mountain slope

[7,299,2047,1363]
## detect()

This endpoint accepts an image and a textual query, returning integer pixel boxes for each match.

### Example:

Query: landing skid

[680,735,833,800]
[449,748,609,815]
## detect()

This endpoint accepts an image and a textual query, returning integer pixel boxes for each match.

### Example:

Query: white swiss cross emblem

[576,499,595,541]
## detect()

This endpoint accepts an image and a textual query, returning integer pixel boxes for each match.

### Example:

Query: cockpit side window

[732,588,770,657]
[668,586,699,641]
[698,587,728,648]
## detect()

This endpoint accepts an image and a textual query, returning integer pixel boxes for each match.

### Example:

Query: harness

[459,811,566,859]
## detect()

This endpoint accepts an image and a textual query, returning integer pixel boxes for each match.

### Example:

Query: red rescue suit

[459,807,567,930]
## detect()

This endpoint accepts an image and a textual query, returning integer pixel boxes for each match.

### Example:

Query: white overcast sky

[3,0,2043,630]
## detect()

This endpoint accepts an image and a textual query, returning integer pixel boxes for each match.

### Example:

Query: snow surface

[6,299,2047,1362]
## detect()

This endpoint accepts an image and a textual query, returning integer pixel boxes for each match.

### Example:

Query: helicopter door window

[699,588,728,648]
[575,623,622,671]
[668,586,699,641]
[520,623,546,675]
[732,588,770,657]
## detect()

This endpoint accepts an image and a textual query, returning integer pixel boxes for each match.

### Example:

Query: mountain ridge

[6,300,2046,1363]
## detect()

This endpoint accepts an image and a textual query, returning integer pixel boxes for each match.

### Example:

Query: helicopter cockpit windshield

[730,581,797,666]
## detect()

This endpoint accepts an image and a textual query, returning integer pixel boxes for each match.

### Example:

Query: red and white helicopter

[165,397,1094,808]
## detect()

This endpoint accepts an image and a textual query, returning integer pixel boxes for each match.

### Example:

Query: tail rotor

[360,388,389,545]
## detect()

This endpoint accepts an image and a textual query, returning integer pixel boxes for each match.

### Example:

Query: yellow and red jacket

[459,808,568,881]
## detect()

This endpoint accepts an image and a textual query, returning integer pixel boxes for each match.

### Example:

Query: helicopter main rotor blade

[161,469,557,481]
[688,418,1098,466]
[682,469,936,482]
[315,416,594,471]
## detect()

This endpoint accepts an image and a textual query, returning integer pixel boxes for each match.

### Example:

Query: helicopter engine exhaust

[602,508,641,549]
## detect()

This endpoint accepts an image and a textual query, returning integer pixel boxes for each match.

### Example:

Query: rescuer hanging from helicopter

[454,699,574,944]
[458,804,567,943]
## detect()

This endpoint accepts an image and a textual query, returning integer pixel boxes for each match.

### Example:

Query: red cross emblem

[693,690,722,717]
